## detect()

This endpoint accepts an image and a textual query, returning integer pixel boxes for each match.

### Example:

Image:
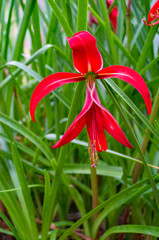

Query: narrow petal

[95,105,108,151]
[30,73,84,122]
[67,31,103,74]
[97,65,151,115]
[52,114,86,148]
[143,18,159,26]
[86,104,107,152]
[91,85,133,149]
[52,86,93,148]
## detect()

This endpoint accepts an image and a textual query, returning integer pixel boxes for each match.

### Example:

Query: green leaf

[99,225,159,240]
[77,0,88,31]
[48,0,73,37]
[11,143,38,240]
[0,113,53,161]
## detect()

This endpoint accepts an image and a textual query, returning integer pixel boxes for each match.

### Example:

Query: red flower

[106,0,118,33]
[143,0,159,26]
[30,31,151,167]
[89,0,118,33]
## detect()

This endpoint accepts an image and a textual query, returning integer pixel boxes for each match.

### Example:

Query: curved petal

[30,72,84,122]
[97,65,151,115]
[52,114,86,148]
[91,86,133,149]
[67,31,103,74]
[143,18,159,26]
[52,86,93,148]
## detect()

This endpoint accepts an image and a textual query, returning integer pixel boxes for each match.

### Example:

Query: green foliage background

[0,0,159,239]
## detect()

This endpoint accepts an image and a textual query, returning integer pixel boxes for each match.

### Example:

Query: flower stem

[90,166,99,222]
[133,87,159,183]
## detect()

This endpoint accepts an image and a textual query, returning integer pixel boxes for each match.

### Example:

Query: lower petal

[52,85,93,148]
[52,114,86,148]
[99,107,133,148]
[91,86,133,149]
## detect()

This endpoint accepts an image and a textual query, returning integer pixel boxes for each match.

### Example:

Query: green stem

[90,167,99,222]
[133,87,159,183]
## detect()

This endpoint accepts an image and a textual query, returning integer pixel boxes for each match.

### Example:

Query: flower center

[88,140,99,168]
[84,71,97,81]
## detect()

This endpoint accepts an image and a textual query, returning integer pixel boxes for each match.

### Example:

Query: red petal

[52,86,93,148]
[86,104,107,152]
[67,31,103,74]
[97,65,151,115]
[30,73,84,122]
[143,0,159,25]
[52,114,86,148]
[91,86,133,149]
[106,0,118,33]
[143,18,159,26]
[147,0,159,23]
[95,105,108,151]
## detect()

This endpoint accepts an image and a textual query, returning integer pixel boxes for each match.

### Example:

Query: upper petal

[30,72,84,122]
[67,31,103,74]
[97,65,151,115]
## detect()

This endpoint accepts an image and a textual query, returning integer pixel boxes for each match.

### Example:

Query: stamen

[88,140,99,168]
[150,13,154,19]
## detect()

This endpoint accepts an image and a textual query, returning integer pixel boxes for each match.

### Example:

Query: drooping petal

[30,72,84,122]
[91,85,133,149]
[97,65,151,115]
[52,114,86,148]
[67,31,103,74]
[143,19,159,26]
[86,104,107,152]
[94,105,108,151]
[52,85,93,148]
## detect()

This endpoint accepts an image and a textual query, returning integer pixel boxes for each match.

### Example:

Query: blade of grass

[59,175,159,240]
[48,0,73,37]
[99,225,159,240]
[0,112,53,160]
[11,142,38,240]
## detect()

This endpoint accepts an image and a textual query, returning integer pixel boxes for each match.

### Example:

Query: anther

[88,140,99,168]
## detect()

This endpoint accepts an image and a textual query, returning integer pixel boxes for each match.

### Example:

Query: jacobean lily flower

[30,31,151,167]
[89,0,118,33]
[143,0,159,26]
